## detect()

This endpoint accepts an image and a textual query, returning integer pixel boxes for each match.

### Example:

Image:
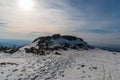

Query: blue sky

[0,0,120,47]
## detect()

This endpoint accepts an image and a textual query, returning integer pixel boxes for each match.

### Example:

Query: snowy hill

[0,34,120,80]
[20,34,93,54]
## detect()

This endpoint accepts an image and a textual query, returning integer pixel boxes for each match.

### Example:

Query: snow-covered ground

[0,49,120,80]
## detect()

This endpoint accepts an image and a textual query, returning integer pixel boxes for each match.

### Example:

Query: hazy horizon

[0,37,120,52]
[0,0,120,48]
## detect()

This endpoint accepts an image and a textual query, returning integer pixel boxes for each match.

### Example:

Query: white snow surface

[0,49,120,80]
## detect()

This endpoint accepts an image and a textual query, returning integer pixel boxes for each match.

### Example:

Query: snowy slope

[0,34,120,80]
[0,49,120,80]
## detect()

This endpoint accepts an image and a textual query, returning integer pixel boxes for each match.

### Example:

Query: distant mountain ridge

[0,39,31,48]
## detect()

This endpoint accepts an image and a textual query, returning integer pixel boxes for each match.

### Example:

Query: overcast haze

[0,0,120,47]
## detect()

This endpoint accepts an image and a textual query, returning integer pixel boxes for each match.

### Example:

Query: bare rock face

[22,34,94,53]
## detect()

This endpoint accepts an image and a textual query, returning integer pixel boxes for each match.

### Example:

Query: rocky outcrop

[22,34,94,54]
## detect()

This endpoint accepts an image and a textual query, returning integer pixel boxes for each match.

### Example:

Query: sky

[0,0,120,47]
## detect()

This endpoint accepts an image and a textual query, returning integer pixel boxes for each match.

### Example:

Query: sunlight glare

[19,0,33,11]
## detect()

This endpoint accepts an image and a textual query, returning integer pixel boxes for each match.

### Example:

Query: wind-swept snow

[0,49,120,80]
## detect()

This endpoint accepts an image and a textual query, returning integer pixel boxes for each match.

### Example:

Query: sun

[19,0,33,11]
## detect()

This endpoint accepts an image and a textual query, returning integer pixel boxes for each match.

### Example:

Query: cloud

[87,29,112,34]
[0,0,120,46]
[0,0,72,33]
[0,22,7,27]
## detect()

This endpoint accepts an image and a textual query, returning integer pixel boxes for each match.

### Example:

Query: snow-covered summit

[20,34,93,53]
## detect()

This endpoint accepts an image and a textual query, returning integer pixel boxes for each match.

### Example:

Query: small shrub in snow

[24,48,31,53]
[62,36,77,41]
[92,66,97,69]
[52,34,61,39]
[55,52,61,55]
[113,53,117,55]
